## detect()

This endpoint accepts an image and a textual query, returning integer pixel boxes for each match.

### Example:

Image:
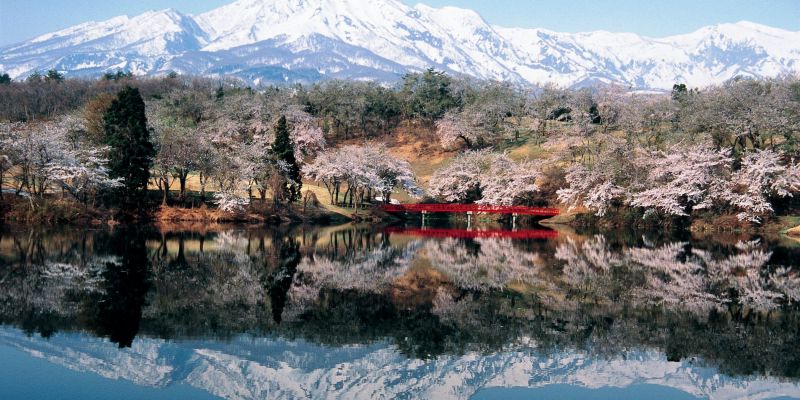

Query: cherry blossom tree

[204,132,250,210]
[147,95,210,201]
[556,146,632,217]
[557,164,627,217]
[362,145,422,203]
[148,123,176,205]
[630,146,732,217]
[48,147,122,204]
[1,117,123,206]
[285,106,326,158]
[435,112,476,150]
[167,130,201,200]
[304,144,421,206]
[0,122,20,198]
[213,190,249,213]
[302,150,347,205]
[215,90,270,138]
[6,121,69,197]
[0,117,87,201]
[429,150,540,206]
[237,133,276,203]
[526,83,572,122]
[722,149,800,222]
[427,149,492,203]
[477,159,540,206]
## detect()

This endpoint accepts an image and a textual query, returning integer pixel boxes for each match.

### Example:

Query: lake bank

[4,190,800,242]
[0,194,350,226]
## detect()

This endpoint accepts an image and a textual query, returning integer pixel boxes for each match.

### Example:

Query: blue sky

[1,0,798,45]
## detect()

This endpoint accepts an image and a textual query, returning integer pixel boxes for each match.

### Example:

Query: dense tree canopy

[1,71,799,223]
[401,68,462,124]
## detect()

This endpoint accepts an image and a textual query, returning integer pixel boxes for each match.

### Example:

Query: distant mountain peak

[1,0,798,88]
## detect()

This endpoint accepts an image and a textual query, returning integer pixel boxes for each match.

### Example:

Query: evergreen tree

[26,71,43,83]
[103,87,155,207]
[589,102,602,124]
[45,69,64,83]
[672,83,689,103]
[272,115,302,202]
[0,73,10,85]
[401,68,460,124]
[103,70,132,81]
[789,82,800,102]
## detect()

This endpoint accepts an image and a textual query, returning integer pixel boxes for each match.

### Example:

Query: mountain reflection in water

[0,223,799,400]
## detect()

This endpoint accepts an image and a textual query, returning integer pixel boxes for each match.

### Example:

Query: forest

[1,68,799,228]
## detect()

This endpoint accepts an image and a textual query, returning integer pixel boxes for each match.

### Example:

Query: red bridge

[379,203,560,216]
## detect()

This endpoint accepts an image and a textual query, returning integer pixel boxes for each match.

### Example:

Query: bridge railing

[379,203,560,216]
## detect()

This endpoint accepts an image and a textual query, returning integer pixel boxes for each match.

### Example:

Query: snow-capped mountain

[3,327,800,400]
[1,0,799,89]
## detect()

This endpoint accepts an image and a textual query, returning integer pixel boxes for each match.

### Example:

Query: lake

[0,222,799,399]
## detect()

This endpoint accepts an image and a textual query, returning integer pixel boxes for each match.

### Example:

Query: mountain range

[1,0,799,89]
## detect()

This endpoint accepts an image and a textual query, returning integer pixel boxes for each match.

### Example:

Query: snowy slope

[0,9,208,78]
[1,0,798,88]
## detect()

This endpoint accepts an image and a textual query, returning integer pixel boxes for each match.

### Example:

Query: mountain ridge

[1,0,798,88]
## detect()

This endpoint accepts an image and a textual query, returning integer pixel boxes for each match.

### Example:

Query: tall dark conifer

[272,115,302,202]
[103,87,154,207]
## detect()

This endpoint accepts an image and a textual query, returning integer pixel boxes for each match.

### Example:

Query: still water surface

[0,222,799,399]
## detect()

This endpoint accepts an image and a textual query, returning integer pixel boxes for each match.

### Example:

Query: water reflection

[383,226,560,239]
[0,224,799,399]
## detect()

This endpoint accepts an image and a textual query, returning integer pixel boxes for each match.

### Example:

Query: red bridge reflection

[383,227,559,239]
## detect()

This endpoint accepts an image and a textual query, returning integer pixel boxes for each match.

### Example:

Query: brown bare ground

[154,204,266,223]
[338,122,455,194]
[3,196,110,224]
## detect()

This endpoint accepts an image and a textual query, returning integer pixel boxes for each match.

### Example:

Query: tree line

[1,68,799,223]
[426,77,800,224]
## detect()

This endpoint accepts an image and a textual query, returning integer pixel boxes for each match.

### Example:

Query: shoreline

[4,195,799,238]
[0,197,350,227]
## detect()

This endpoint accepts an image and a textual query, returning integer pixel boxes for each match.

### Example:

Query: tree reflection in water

[0,224,799,378]
[554,235,799,314]
[84,227,151,348]
[266,235,301,324]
